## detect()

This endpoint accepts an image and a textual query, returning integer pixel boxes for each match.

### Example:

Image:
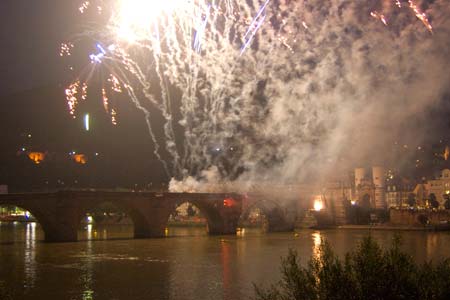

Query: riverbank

[337,224,450,231]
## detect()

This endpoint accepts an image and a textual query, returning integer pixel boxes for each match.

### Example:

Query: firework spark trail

[152,23,162,56]
[94,49,172,174]
[408,0,433,33]
[79,1,90,14]
[89,44,106,63]
[241,0,271,54]
[112,39,183,175]
[242,0,271,40]
[60,43,74,56]
[109,62,172,175]
[65,81,79,117]
[150,17,189,176]
[101,87,109,112]
[370,11,388,26]
[241,15,266,54]
[123,80,171,175]
[194,5,211,53]
[159,4,222,173]
[64,0,447,185]
[66,0,245,177]
[182,0,308,177]
[388,0,432,32]
[81,82,88,100]
[65,80,88,118]
[108,74,122,93]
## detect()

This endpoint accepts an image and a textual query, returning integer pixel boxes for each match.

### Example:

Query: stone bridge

[241,193,299,232]
[0,191,242,242]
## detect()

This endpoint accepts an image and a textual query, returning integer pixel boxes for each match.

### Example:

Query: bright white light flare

[84,113,90,131]
[314,198,324,211]
[115,0,194,42]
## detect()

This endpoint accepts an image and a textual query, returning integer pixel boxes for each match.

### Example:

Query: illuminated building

[428,169,450,207]
[352,167,387,209]
[321,181,352,224]
[386,181,417,208]
[72,154,88,164]
[27,152,45,164]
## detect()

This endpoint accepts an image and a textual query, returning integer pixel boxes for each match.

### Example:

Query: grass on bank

[254,236,450,300]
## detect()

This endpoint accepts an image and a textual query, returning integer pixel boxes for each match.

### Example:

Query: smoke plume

[167,0,450,191]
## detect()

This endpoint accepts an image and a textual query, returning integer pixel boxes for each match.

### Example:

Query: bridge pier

[43,193,83,242]
[206,204,241,235]
[134,214,168,238]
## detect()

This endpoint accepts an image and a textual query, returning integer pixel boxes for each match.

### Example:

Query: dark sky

[0,0,449,192]
[0,1,169,191]
[0,0,76,95]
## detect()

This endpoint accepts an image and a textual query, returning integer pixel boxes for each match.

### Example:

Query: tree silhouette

[186,204,196,217]
[407,193,416,208]
[429,193,439,209]
[444,195,450,210]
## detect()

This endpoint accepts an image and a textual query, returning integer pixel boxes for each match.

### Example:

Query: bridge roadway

[0,191,243,242]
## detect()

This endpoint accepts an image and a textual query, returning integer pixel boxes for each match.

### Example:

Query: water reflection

[426,233,438,260]
[236,227,246,237]
[82,224,95,300]
[2,225,450,300]
[86,223,93,240]
[24,222,36,290]
[312,231,322,260]
[78,222,135,241]
[221,239,231,300]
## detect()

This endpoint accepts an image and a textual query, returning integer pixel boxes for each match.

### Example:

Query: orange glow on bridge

[223,198,236,207]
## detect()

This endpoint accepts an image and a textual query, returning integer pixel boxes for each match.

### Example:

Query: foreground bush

[254,236,450,300]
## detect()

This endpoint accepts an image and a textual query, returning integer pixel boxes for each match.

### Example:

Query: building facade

[428,169,450,206]
[353,166,387,210]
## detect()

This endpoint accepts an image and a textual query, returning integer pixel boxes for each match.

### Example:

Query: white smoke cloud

[101,0,450,191]
[238,2,447,177]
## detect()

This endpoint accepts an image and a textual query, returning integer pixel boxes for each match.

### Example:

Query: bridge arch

[76,199,149,240]
[239,200,271,231]
[240,198,294,232]
[0,202,52,241]
[165,199,228,235]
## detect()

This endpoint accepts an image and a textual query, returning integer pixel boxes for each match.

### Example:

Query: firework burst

[62,0,442,183]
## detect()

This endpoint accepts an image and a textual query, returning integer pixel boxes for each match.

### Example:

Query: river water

[1,222,450,300]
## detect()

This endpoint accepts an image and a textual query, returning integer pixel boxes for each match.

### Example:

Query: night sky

[0,0,450,192]
[0,0,167,191]
[0,1,75,94]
